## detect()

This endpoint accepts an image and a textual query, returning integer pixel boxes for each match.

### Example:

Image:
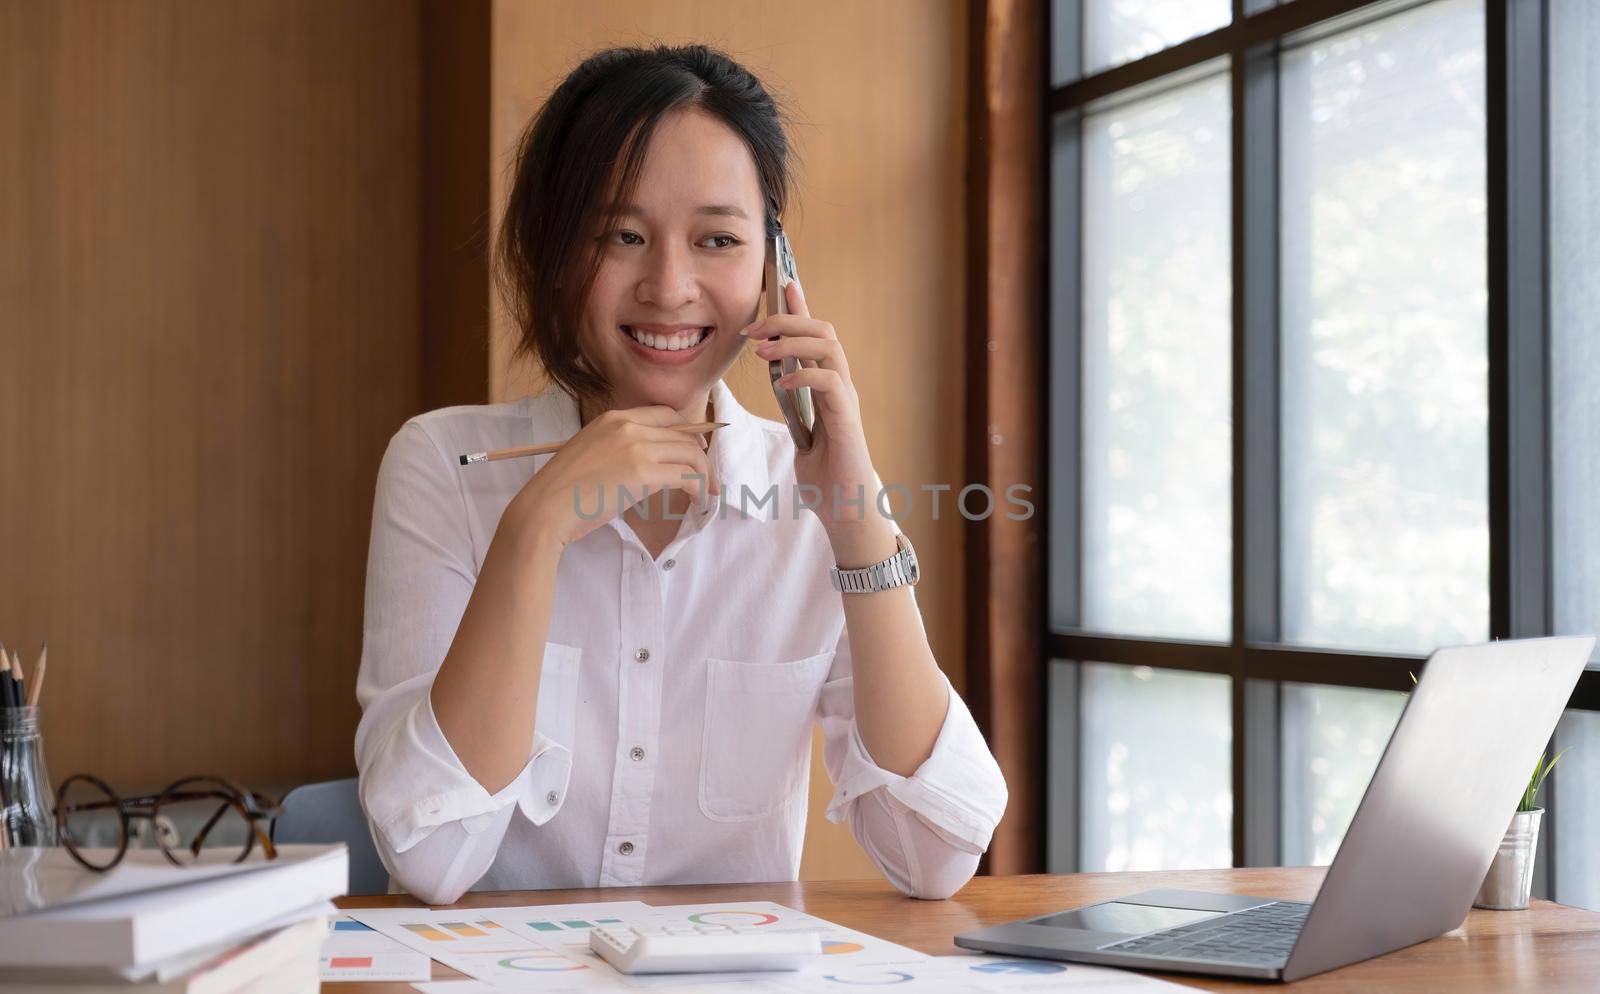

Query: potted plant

[1472,749,1568,910]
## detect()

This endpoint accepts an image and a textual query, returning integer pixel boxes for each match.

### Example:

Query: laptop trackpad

[1031,902,1223,938]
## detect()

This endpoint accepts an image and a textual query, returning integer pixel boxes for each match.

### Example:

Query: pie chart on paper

[823,970,916,985]
[687,911,780,927]
[969,959,1069,975]
[498,954,586,972]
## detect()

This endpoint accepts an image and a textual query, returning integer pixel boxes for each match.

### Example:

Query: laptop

[955,636,1596,982]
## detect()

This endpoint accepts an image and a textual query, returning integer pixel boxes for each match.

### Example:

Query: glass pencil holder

[1,707,57,848]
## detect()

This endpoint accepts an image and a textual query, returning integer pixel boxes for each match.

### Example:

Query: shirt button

[634,648,650,662]
[663,558,676,570]
[546,791,560,806]
[618,841,635,855]
[630,746,646,762]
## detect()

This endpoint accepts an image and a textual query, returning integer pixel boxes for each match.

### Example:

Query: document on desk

[414,956,1192,993]
[628,900,929,983]
[901,955,1198,991]
[321,915,431,983]
[395,899,1194,993]
[415,956,1194,993]
[349,901,653,988]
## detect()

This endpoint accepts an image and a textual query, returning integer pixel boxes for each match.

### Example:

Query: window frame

[1045,0,1596,894]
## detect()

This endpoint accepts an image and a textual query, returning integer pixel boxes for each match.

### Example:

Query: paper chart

[607,901,928,990]
[376,900,1195,994]
[350,902,652,988]
[411,954,1189,994]
[774,955,1195,992]
[319,915,431,983]
[651,902,926,967]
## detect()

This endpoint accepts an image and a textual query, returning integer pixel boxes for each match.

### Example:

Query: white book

[0,914,327,993]
[0,846,341,918]
[0,845,347,969]
[0,903,335,985]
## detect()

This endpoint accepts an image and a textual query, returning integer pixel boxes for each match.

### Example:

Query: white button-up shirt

[354,379,1007,905]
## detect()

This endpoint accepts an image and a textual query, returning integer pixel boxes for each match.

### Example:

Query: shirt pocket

[698,651,835,822]
[534,642,583,752]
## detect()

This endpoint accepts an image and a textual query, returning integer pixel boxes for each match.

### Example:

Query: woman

[354,43,1006,906]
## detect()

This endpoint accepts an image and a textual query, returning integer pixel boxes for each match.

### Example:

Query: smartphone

[764,226,816,451]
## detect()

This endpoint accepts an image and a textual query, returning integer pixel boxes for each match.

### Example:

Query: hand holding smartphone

[764,225,816,452]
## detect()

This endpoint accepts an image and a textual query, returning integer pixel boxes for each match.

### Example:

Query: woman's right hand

[501,406,716,549]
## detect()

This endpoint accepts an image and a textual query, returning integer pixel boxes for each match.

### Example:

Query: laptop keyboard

[1099,901,1310,967]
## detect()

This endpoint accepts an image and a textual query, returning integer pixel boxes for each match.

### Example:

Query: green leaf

[1520,748,1571,812]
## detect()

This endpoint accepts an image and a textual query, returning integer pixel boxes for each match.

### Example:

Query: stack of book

[0,844,347,993]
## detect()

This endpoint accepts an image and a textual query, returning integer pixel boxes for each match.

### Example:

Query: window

[1047,0,1600,910]
[1080,663,1233,870]
[1279,0,1488,655]
[1548,0,1600,911]
[1082,0,1230,76]
[1553,711,1599,910]
[1080,71,1232,642]
[1281,684,1405,866]
[1550,0,1600,660]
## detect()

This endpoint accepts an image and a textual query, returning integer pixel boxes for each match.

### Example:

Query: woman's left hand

[746,280,881,536]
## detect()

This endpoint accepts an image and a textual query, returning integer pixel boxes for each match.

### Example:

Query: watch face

[895,533,919,586]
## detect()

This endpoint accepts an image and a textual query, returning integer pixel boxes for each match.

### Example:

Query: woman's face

[579,107,767,413]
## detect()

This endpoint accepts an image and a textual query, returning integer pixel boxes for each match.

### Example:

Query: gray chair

[271,778,390,895]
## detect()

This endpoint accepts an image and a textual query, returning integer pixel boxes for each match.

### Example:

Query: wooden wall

[0,0,423,789]
[488,0,970,880]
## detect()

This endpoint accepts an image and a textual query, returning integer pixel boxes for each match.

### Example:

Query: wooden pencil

[26,644,46,709]
[9,649,22,710]
[458,421,727,466]
[0,649,12,708]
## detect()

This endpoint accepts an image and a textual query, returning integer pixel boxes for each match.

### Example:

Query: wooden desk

[334,868,1600,992]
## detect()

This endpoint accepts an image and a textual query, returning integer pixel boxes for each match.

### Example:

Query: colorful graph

[969,959,1068,975]
[441,921,489,937]
[526,916,626,931]
[822,940,866,955]
[823,970,916,985]
[499,953,587,972]
[402,923,453,942]
[687,911,780,927]
[321,916,431,983]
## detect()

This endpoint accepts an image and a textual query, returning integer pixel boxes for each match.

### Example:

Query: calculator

[588,922,822,974]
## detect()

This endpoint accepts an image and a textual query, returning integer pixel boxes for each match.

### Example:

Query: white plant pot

[1473,807,1542,911]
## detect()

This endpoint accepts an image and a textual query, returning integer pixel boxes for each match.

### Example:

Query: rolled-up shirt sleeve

[353,420,571,902]
[814,599,1009,900]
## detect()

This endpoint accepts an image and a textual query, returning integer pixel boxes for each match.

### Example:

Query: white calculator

[589,922,822,974]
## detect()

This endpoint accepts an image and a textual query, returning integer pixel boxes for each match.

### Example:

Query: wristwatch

[830,532,920,593]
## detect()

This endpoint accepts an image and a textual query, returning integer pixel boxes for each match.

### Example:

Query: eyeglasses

[54,773,281,872]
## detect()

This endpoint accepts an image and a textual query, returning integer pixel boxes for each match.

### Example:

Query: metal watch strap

[830,532,919,593]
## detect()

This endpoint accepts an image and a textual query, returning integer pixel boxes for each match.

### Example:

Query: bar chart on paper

[318,915,429,983]
[349,902,654,987]
[525,916,628,932]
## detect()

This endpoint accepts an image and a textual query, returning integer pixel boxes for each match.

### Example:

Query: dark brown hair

[496,43,793,412]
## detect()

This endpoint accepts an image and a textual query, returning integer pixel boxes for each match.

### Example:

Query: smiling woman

[496,46,791,416]
[352,43,1007,907]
